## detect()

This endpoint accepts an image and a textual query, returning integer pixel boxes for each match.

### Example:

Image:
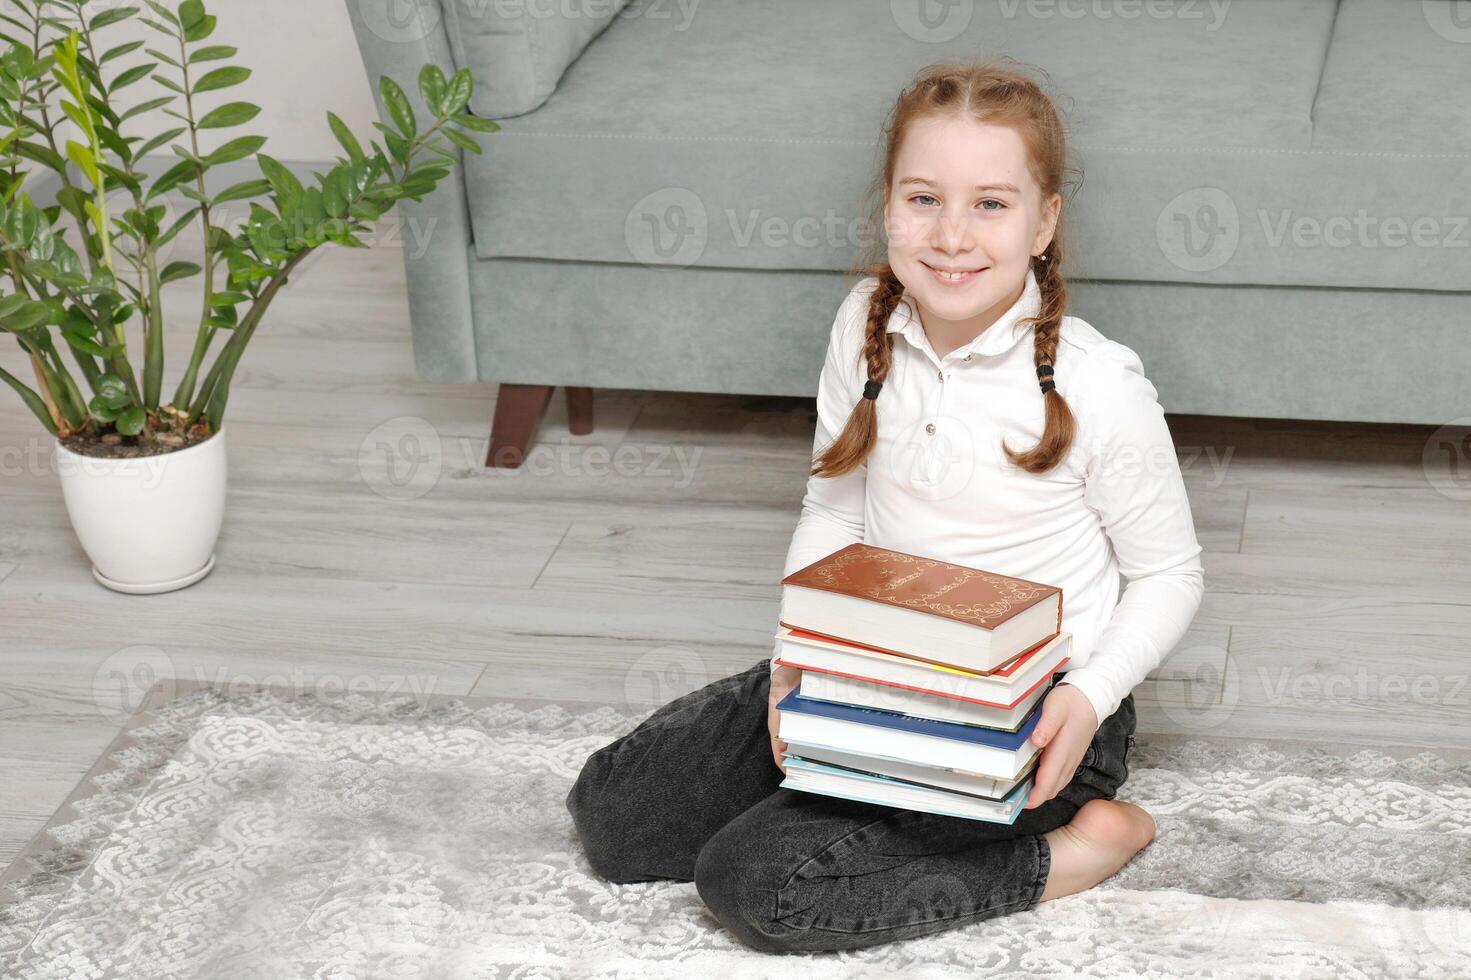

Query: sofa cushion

[442,0,630,117]
[459,0,1469,291]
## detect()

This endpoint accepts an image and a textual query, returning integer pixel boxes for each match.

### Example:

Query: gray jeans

[566,658,1137,954]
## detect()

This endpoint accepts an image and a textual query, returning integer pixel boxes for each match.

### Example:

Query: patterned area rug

[2,679,1468,979]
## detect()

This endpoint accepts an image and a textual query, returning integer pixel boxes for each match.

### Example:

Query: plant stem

[171,26,217,411]
[186,249,311,429]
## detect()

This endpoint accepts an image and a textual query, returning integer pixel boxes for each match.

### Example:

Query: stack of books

[773,543,1072,824]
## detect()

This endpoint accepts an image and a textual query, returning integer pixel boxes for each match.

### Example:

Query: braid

[1002,243,1078,473]
[811,265,904,477]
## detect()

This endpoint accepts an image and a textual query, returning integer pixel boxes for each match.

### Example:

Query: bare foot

[1037,798,1157,903]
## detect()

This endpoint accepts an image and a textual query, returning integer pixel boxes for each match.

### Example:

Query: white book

[780,755,1034,823]
[799,670,1053,729]
[773,627,1071,709]
[782,740,1039,800]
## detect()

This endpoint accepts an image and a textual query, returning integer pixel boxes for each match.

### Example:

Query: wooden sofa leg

[487,383,554,468]
[566,386,594,436]
[485,385,597,468]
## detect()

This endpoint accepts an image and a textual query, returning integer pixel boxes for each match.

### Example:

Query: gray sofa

[347,0,1471,465]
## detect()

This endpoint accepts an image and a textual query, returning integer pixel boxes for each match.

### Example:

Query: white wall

[109,0,383,164]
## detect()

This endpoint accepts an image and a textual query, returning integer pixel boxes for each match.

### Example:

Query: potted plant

[0,0,495,592]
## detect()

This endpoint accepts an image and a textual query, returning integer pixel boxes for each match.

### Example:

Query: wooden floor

[3,231,1468,867]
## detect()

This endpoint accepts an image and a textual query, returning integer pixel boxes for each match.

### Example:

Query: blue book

[776,687,1044,779]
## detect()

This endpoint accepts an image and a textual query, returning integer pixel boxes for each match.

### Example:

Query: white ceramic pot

[55,426,227,594]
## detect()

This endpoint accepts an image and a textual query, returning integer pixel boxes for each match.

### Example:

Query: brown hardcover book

[779,543,1063,673]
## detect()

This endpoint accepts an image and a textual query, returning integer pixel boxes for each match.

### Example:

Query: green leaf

[327,111,364,164]
[101,40,146,64]
[378,76,415,138]
[197,101,259,128]
[453,112,500,133]
[152,74,184,95]
[159,260,201,284]
[194,65,248,93]
[88,394,119,421]
[185,14,216,42]
[179,0,215,41]
[115,405,147,435]
[121,95,174,122]
[155,207,199,249]
[204,134,265,166]
[133,126,186,158]
[148,158,196,199]
[443,68,472,117]
[111,62,155,90]
[256,153,302,199]
[90,7,139,30]
[97,373,131,409]
[418,65,446,117]
[0,299,47,332]
[144,46,181,69]
[189,45,236,63]
[143,1,180,27]
[442,128,480,155]
[16,139,67,172]
[66,140,101,185]
[211,178,270,204]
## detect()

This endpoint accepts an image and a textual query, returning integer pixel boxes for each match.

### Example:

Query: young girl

[566,62,1204,955]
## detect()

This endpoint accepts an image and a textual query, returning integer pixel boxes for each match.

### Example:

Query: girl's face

[883,114,1060,340]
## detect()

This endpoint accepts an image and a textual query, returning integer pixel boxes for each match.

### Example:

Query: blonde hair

[813,61,1079,478]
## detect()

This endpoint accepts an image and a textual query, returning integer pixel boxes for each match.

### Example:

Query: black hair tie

[1037,363,1056,394]
[862,379,883,400]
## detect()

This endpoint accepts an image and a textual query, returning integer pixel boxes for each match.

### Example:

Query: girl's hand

[1021,682,1100,809]
[767,663,801,774]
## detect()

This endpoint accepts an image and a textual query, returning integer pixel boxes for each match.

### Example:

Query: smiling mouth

[922,260,988,283]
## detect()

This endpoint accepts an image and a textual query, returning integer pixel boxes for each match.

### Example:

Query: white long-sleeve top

[782,267,1205,728]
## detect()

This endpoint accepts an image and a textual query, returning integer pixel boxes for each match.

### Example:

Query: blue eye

[979,199,1005,212]
[912,194,938,206]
